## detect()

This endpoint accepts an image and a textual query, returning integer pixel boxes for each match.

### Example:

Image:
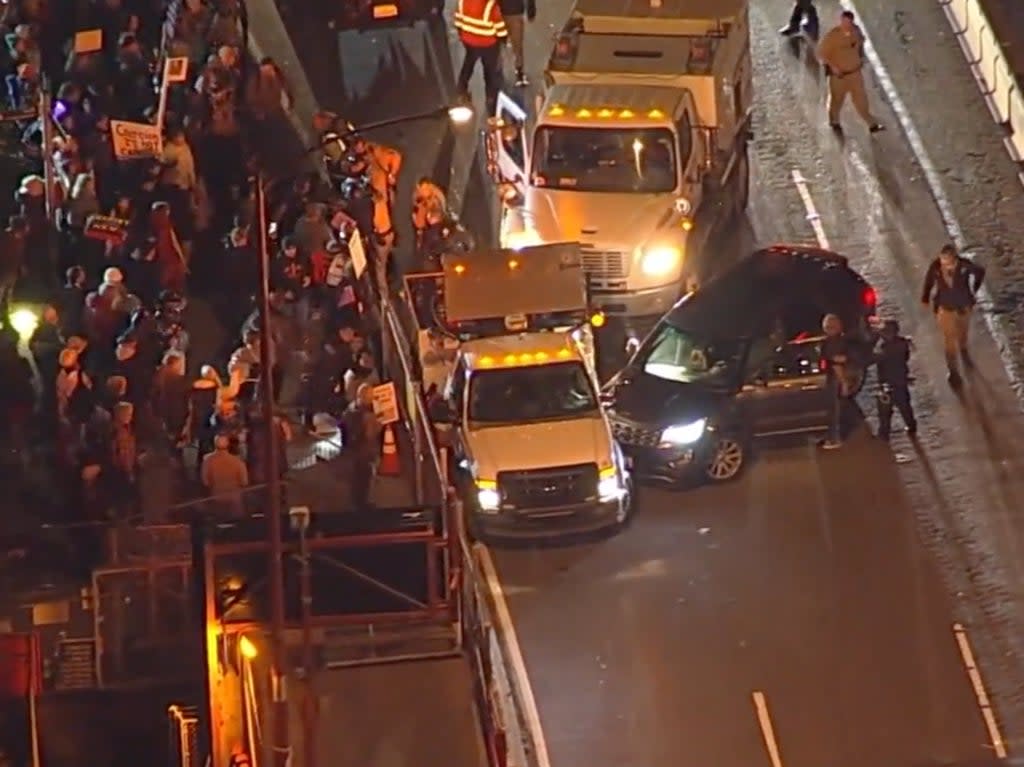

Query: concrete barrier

[939,0,1024,183]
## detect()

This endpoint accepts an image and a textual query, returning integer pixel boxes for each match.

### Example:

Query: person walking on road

[873,320,918,440]
[454,0,508,116]
[817,10,884,134]
[920,244,986,387]
[498,0,536,87]
[779,0,819,38]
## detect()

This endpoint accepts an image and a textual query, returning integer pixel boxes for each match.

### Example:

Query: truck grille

[498,463,598,512]
[611,418,662,448]
[581,248,629,281]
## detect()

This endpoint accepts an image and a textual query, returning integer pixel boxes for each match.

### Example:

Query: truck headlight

[638,245,682,277]
[475,479,501,512]
[660,418,707,446]
[598,466,625,501]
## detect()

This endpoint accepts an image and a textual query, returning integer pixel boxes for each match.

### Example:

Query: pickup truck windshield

[641,324,742,384]
[468,361,599,424]
[531,126,677,194]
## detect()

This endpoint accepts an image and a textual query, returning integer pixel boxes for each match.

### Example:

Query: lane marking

[752,691,786,767]
[953,623,1008,758]
[477,545,553,767]
[790,169,831,249]
[843,0,1024,409]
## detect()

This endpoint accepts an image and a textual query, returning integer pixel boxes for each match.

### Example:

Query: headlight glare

[475,479,500,512]
[598,466,624,500]
[660,418,707,446]
[639,245,682,277]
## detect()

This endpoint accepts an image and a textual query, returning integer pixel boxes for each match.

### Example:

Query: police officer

[873,320,917,440]
[920,243,986,386]
[454,0,508,115]
[819,313,850,450]
[817,11,884,133]
[780,0,818,37]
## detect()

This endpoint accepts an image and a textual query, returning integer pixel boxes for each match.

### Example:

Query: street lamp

[319,102,475,155]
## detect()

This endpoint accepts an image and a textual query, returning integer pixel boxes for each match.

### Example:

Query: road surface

[275,0,1024,764]
[477,0,1024,765]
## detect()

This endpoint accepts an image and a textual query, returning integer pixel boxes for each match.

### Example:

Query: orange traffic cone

[378,424,401,476]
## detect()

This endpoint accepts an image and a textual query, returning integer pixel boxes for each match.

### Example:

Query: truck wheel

[734,146,750,214]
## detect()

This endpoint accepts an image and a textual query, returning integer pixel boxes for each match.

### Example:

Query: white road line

[790,169,831,249]
[477,544,553,767]
[953,623,1008,758]
[752,691,786,767]
[843,0,1024,409]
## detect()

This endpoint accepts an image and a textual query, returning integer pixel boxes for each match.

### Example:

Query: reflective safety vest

[454,0,507,47]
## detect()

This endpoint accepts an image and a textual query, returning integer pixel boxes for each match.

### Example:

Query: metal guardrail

[938,0,1024,174]
[168,704,203,767]
[381,295,447,508]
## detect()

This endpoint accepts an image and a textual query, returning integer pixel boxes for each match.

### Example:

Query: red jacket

[455,0,508,47]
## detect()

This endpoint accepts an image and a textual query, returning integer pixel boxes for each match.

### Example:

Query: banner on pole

[111,120,163,160]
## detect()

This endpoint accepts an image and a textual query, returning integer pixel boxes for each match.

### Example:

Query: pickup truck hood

[605,370,720,428]
[466,415,612,479]
[520,187,673,249]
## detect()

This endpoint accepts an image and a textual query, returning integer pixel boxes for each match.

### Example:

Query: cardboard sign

[73,29,103,54]
[164,56,189,84]
[371,382,400,425]
[111,120,162,160]
[349,230,368,280]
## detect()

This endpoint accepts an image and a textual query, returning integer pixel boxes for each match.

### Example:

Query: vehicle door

[441,354,469,451]
[739,336,830,436]
[493,93,529,196]
[675,92,703,216]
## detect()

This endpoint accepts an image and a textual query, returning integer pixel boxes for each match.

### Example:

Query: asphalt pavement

[477,0,1024,765]
[268,0,1024,764]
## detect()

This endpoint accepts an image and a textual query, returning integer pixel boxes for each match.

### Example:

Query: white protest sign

[349,230,368,280]
[110,120,163,160]
[165,57,189,83]
[371,382,400,425]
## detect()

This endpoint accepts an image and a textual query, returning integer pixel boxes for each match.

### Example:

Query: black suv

[602,245,879,484]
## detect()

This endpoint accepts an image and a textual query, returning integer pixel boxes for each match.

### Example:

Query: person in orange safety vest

[454,0,507,115]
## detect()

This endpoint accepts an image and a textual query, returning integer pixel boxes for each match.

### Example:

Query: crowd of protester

[0,0,398,528]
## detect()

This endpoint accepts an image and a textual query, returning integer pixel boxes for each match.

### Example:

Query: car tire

[614,475,636,529]
[704,436,746,482]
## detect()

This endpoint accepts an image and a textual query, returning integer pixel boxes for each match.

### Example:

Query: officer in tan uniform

[817,10,884,133]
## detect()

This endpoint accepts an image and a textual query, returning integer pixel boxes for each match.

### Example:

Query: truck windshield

[468,361,599,424]
[640,324,742,384]
[532,125,677,194]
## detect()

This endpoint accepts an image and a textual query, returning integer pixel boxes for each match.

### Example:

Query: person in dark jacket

[780,0,818,37]
[920,244,985,386]
[873,320,917,440]
[497,0,536,86]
